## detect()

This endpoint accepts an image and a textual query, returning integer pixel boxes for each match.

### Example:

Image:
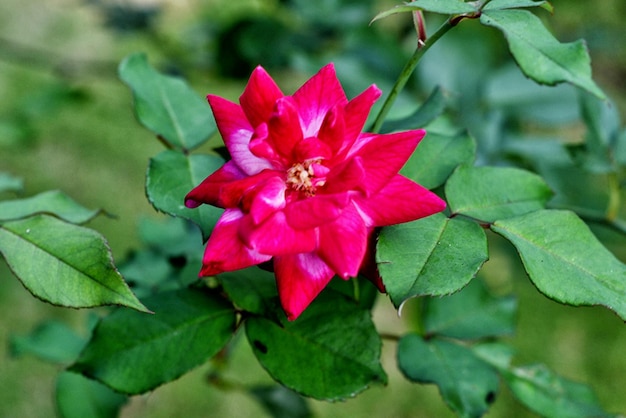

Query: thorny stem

[371,18,455,134]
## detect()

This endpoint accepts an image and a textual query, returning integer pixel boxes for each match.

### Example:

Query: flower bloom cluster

[185,63,445,320]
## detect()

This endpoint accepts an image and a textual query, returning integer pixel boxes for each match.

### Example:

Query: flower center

[286,160,324,196]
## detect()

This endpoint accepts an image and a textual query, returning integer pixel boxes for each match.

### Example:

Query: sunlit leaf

[483,0,552,12]
[492,210,626,320]
[445,165,553,222]
[423,279,517,340]
[0,190,101,224]
[146,150,224,239]
[0,215,148,312]
[10,320,86,365]
[398,335,499,417]
[246,289,386,400]
[71,289,236,394]
[377,213,488,308]
[56,371,128,418]
[119,52,215,151]
[401,130,475,189]
[480,9,606,99]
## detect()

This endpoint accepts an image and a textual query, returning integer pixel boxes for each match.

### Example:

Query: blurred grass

[1,0,625,417]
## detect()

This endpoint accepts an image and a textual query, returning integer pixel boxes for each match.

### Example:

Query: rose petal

[322,156,367,195]
[218,169,281,208]
[283,192,349,229]
[267,97,303,161]
[292,63,348,137]
[274,253,335,320]
[317,204,368,279]
[239,66,284,128]
[208,94,274,175]
[342,85,382,153]
[240,211,317,256]
[317,104,346,154]
[353,175,446,227]
[199,209,271,276]
[243,176,287,224]
[185,161,247,208]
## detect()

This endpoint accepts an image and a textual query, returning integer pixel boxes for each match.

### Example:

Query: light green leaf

[483,0,553,12]
[445,165,553,223]
[491,210,626,320]
[372,0,477,23]
[480,9,606,99]
[246,289,386,400]
[401,130,476,189]
[146,150,224,239]
[398,335,499,417]
[0,215,148,312]
[56,371,128,418]
[377,213,488,308]
[0,190,101,224]
[0,172,23,194]
[119,53,215,151]
[423,278,517,340]
[10,320,86,365]
[499,364,616,418]
[71,289,236,394]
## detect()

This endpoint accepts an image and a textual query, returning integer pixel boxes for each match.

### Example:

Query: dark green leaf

[377,213,488,308]
[423,278,517,340]
[401,130,476,189]
[614,129,626,167]
[71,289,236,394]
[219,267,279,317]
[500,364,615,418]
[492,210,626,320]
[245,290,386,400]
[398,335,499,417]
[380,86,448,134]
[0,190,101,224]
[249,385,312,418]
[146,150,224,239]
[10,320,86,365]
[118,52,215,151]
[56,371,128,418]
[480,9,606,100]
[445,165,553,222]
[0,172,23,194]
[372,0,477,23]
[0,215,148,312]
[483,0,553,12]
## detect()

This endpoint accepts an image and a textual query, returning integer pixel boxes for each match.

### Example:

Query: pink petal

[243,176,287,224]
[350,130,426,195]
[317,104,346,154]
[358,228,386,293]
[239,211,318,256]
[199,209,271,276]
[292,63,348,138]
[185,161,246,208]
[354,175,446,227]
[208,94,274,175]
[283,193,349,229]
[322,156,367,195]
[239,66,284,128]
[293,137,332,162]
[317,204,368,279]
[267,97,303,160]
[342,85,382,153]
[217,169,281,208]
[274,253,335,320]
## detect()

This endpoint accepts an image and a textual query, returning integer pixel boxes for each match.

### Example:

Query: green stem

[371,18,456,134]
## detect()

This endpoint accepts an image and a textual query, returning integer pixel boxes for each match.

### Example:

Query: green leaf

[483,0,553,12]
[491,210,626,320]
[423,278,517,340]
[249,385,312,418]
[0,190,101,224]
[445,165,553,223]
[0,215,148,312]
[380,86,448,134]
[579,92,621,172]
[118,52,215,151]
[499,364,615,418]
[398,335,499,417]
[71,289,236,394]
[480,9,606,100]
[377,213,488,308]
[10,320,86,365]
[146,150,224,239]
[56,371,128,418]
[245,289,386,400]
[0,172,23,194]
[219,267,280,317]
[372,0,477,22]
[401,130,476,189]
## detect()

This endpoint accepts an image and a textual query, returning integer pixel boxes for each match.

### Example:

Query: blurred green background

[1,0,625,417]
